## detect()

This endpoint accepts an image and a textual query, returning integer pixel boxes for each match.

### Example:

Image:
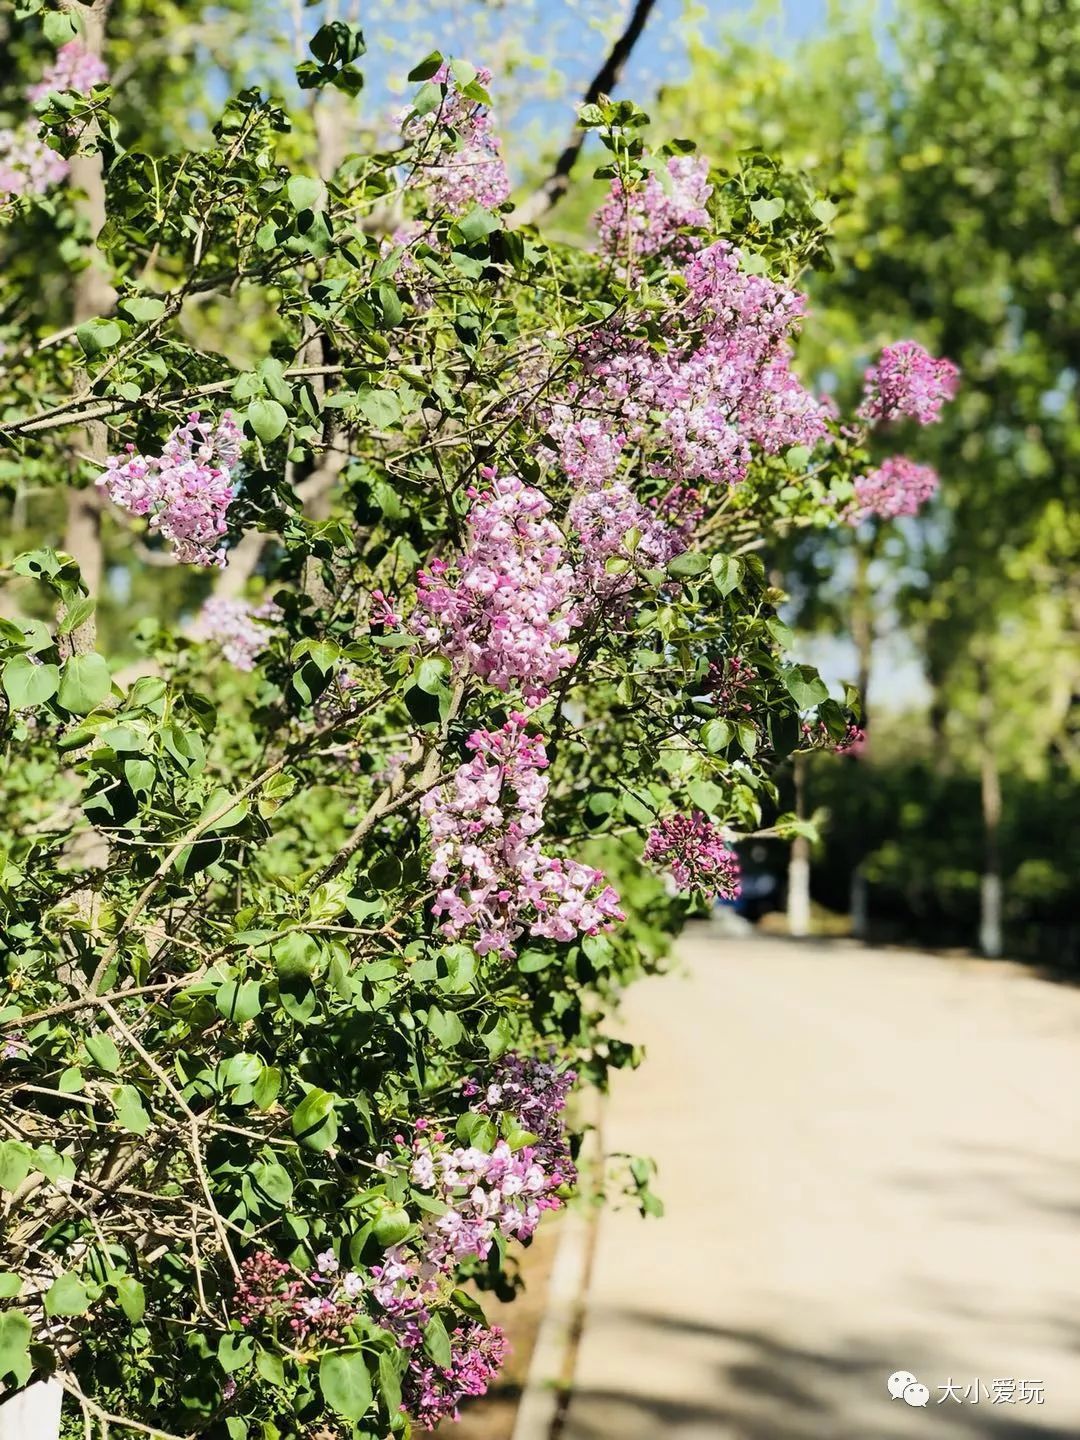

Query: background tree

[656,0,1080,956]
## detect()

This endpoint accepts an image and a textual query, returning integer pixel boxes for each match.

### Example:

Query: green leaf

[372,1205,411,1248]
[256,1348,286,1388]
[253,1066,282,1111]
[425,1005,464,1048]
[248,398,289,442]
[215,979,263,1023]
[378,1349,403,1416]
[408,53,444,82]
[415,657,450,695]
[423,1313,452,1370]
[782,664,829,710]
[378,283,404,327]
[58,654,111,715]
[355,388,400,428]
[319,1350,373,1421]
[76,318,122,356]
[0,1311,31,1384]
[701,718,733,753]
[767,616,794,649]
[219,1332,255,1373]
[518,950,552,973]
[710,554,744,596]
[273,932,319,980]
[252,1162,293,1207]
[120,296,166,324]
[455,1112,498,1149]
[455,206,500,243]
[43,11,79,45]
[749,196,785,224]
[291,1088,339,1151]
[116,1275,145,1322]
[687,779,725,814]
[111,1083,150,1136]
[45,1272,90,1318]
[57,595,95,637]
[0,1274,22,1299]
[85,1032,121,1073]
[667,550,709,578]
[0,1142,33,1192]
[2,655,59,709]
[735,720,758,757]
[286,174,322,212]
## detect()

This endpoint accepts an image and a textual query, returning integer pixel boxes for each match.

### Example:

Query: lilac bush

[0,28,956,1439]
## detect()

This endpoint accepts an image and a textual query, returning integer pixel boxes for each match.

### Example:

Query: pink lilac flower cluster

[835,723,866,754]
[1,1033,27,1062]
[652,481,705,539]
[0,126,69,201]
[472,1053,577,1183]
[370,588,401,630]
[373,1094,570,1319]
[563,240,828,492]
[802,719,866,755]
[595,153,712,266]
[370,1130,560,1421]
[548,412,626,492]
[2,41,109,204]
[234,1250,364,1345]
[413,470,577,705]
[26,40,110,102]
[644,812,741,897]
[542,410,689,606]
[403,1319,509,1429]
[97,411,242,566]
[401,63,510,215]
[568,479,686,602]
[708,654,755,714]
[858,341,959,427]
[195,595,281,670]
[847,454,940,524]
[422,714,623,959]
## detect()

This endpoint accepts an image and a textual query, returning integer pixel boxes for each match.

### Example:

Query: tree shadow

[563,1312,1077,1440]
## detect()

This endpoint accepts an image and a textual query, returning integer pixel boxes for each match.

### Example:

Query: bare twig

[513,0,660,226]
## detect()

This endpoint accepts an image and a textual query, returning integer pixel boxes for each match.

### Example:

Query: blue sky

[337,0,834,158]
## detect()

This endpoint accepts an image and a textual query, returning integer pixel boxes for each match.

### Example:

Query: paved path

[562,931,1080,1440]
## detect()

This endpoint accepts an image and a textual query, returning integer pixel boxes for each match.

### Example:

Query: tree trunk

[976,657,1004,958]
[848,534,875,939]
[62,0,115,655]
[787,753,811,937]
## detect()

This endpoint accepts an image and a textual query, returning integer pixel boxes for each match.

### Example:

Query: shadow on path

[566,1310,1076,1440]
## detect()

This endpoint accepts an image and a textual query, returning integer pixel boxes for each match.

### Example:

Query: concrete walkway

[562,931,1080,1440]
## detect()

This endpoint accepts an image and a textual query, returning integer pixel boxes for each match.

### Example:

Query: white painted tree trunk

[787,754,811,938]
[0,1381,62,1440]
[977,657,1004,959]
[788,846,811,938]
[980,873,1003,959]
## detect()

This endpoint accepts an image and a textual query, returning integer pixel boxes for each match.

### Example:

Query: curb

[510,1095,602,1440]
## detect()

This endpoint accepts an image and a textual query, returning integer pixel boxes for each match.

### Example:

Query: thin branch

[513,0,660,226]
[0,365,345,439]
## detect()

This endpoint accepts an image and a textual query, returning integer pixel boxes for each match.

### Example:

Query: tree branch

[63,0,115,654]
[513,0,660,226]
